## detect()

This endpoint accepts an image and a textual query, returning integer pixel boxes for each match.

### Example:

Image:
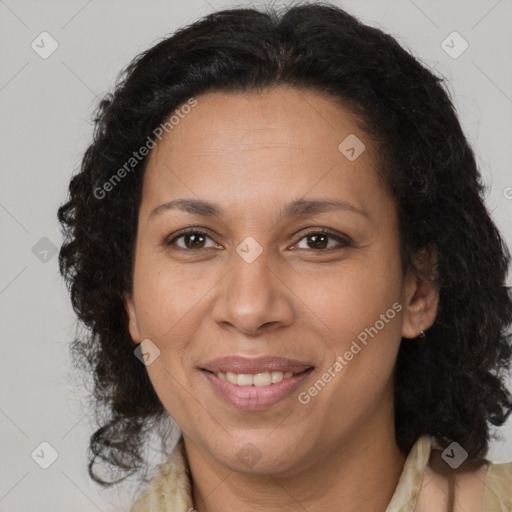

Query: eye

[294,228,351,251]
[164,227,351,252]
[166,229,218,250]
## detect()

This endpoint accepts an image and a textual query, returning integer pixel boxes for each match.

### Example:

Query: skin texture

[125,86,439,512]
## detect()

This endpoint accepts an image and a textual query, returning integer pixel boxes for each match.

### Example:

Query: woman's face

[126,86,437,475]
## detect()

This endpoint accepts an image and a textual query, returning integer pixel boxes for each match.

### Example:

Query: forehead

[141,86,387,217]
[156,86,367,151]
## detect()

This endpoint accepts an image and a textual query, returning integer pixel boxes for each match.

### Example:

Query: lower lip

[201,369,314,410]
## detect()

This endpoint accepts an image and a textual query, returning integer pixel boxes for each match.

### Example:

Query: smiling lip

[200,356,314,410]
[201,356,313,374]
[202,369,314,410]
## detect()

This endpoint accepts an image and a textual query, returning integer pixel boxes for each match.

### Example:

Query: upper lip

[201,356,314,374]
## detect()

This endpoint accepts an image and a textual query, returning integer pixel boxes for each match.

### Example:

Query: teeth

[218,371,294,386]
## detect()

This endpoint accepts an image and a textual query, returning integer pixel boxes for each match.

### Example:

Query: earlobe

[124,292,142,344]
[401,248,440,339]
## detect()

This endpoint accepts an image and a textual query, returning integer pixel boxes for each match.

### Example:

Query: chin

[209,433,308,475]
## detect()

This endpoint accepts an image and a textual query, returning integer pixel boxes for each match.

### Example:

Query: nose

[212,246,295,336]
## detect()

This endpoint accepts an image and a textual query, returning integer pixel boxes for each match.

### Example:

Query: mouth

[201,368,312,386]
[201,366,314,411]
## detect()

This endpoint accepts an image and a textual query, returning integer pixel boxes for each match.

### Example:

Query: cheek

[133,262,205,419]
[133,254,212,333]
[293,253,404,395]
[144,361,200,438]
[301,290,403,431]
[292,254,402,333]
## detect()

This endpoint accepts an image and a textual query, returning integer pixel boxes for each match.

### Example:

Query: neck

[184,412,406,512]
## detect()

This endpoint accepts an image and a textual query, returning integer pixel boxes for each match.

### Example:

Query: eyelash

[163,227,352,253]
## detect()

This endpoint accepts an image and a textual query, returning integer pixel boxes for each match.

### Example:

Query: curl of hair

[58,2,512,486]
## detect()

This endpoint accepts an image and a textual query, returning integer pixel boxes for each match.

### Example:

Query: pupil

[186,234,204,248]
[309,234,327,249]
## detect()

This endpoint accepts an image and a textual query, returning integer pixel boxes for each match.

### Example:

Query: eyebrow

[148,197,368,222]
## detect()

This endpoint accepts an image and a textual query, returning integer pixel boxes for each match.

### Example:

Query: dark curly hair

[57,1,512,487]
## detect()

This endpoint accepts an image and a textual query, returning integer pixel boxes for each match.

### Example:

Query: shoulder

[130,438,192,512]
[483,460,512,511]
[416,444,512,512]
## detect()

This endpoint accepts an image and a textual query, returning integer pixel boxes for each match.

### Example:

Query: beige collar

[130,434,432,512]
[385,435,432,511]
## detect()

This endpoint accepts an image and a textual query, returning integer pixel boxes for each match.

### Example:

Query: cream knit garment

[130,435,512,512]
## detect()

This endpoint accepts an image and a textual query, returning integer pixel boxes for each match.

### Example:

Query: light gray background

[1,0,511,510]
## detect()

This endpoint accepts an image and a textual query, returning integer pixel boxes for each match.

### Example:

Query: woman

[57,3,512,511]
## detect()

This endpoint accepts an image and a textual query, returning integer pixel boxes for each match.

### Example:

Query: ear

[401,247,439,339]
[124,292,142,344]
